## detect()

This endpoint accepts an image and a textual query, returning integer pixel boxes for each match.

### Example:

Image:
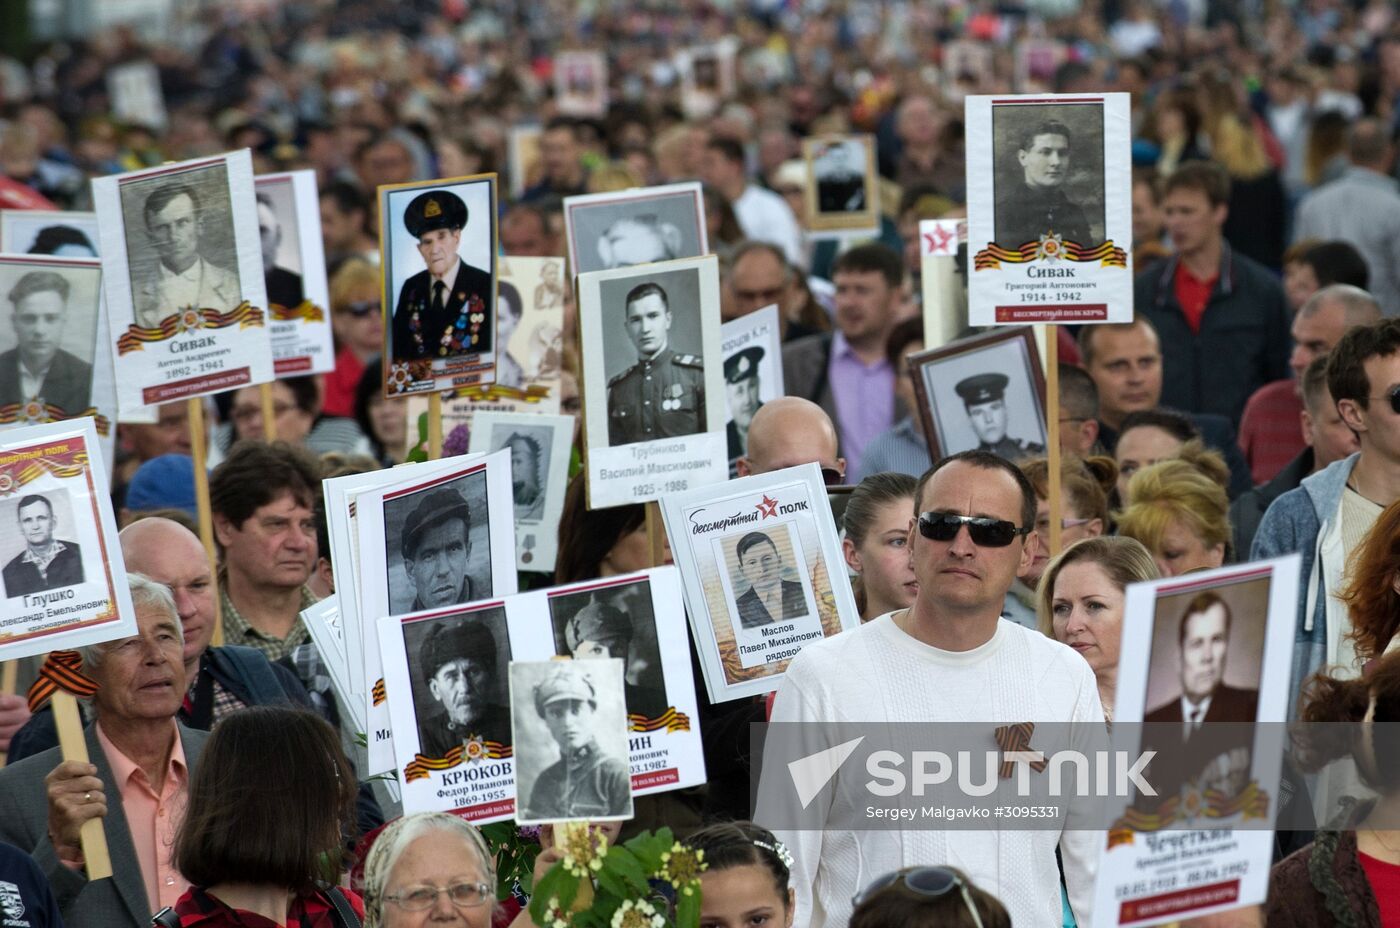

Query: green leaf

[676,886,701,928]
[607,847,651,894]
[527,863,572,922]
[596,865,628,900]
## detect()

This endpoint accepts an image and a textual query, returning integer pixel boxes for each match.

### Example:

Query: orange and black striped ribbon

[117,302,264,355]
[269,300,325,323]
[371,679,386,706]
[973,239,1128,270]
[0,405,110,435]
[403,740,513,782]
[995,722,1047,779]
[628,707,691,733]
[27,650,100,712]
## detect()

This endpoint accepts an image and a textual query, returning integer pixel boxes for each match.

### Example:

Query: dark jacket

[390,261,494,362]
[0,347,93,414]
[417,703,511,760]
[1266,801,1383,928]
[996,182,1093,250]
[736,580,807,629]
[2,542,84,597]
[264,265,305,310]
[1230,447,1314,558]
[0,841,63,928]
[1136,243,1291,426]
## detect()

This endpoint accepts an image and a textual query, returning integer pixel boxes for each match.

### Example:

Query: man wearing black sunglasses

[763,449,1103,928]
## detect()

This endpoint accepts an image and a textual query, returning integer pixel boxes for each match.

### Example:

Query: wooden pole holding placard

[188,398,224,646]
[427,394,444,459]
[645,502,667,568]
[0,661,15,769]
[1044,327,1062,558]
[52,690,112,879]
[259,382,278,442]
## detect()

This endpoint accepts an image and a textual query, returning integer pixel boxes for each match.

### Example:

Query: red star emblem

[923,224,955,256]
[755,495,779,518]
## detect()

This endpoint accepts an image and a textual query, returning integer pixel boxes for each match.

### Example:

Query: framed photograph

[1095,556,1299,927]
[255,170,334,376]
[677,41,736,120]
[564,183,708,277]
[379,173,499,397]
[0,256,118,466]
[107,60,167,132]
[942,40,994,100]
[965,93,1133,325]
[802,135,879,233]
[510,658,634,824]
[378,599,527,820]
[507,126,543,201]
[0,419,136,661]
[92,150,274,411]
[908,326,1047,463]
[720,304,784,476]
[578,255,727,509]
[468,411,573,573]
[659,462,861,703]
[353,450,517,775]
[554,50,609,118]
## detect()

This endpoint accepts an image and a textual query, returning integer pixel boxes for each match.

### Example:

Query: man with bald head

[735,396,845,482]
[1294,118,1400,316]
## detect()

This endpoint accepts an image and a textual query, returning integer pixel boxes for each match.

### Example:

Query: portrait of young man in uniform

[390,188,494,363]
[520,664,631,822]
[725,345,764,469]
[554,595,668,720]
[954,372,1045,462]
[606,281,704,446]
[995,119,1094,250]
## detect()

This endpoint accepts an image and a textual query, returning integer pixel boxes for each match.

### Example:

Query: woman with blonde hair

[1116,457,1231,577]
[1210,111,1287,270]
[324,257,385,418]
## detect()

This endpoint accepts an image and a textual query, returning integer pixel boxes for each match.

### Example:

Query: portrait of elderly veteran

[132,182,241,328]
[954,372,1044,462]
[995,119,1094,250]
[522,665,631,822]
[0,575,209,928]
[595,213,684,269]
[1141,591,1260,802]
[725,345,764,466]
[563,599,668,720]
[3,493,84,597]
[606,281,705,446]
[502,431,546,522]
[398,487,480,611]
[416,620,511,758]
[0,269,92,412]
[390,189,494,362]
[732,531,807,630]
[255,190,305,310]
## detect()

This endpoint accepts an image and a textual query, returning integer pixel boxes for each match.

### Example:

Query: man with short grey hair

[1293,118,1400,316]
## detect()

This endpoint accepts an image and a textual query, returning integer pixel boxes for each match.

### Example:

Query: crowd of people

[3,0,1400,925]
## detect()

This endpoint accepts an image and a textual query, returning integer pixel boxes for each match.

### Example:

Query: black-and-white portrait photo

[724,345,763,467]
[495,279,526,389]
[813,139,868,214]
[255,181,305,311]
[912,328,1047,463]
[0,489,85,598]
[403,608,513,759]
[511,660,634,823]
[1,214,99,257]
[383,179,496,366]
[565,185,707,276]
[489,423,552,523]
[549,580,668,720]
[382,472,493,614]
[721,525,811,630]
[0,264,99,414]
[599,266,706,447]
[120,164,242,328]
[992,102,1105,249]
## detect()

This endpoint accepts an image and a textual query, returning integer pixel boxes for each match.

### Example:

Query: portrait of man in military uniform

[730,530,808,630]
[389,188,495,363]
[388,483,491,612]
[412,616,511,759]
[724,345,763,473]
[993,114,1101,250]
[813,140,867,214]
[515,663,633,822]
[954,372,1045,462]
[551,590,669,721]
[606,281,705,446]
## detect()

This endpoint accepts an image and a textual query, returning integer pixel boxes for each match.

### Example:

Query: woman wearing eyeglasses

[361,812,496,928]
[688,821,795,928]
[324,258,386,419]
[849,866,1010,928]
[165,707,364,927]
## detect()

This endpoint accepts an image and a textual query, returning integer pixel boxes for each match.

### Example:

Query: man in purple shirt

[781,243,905,481]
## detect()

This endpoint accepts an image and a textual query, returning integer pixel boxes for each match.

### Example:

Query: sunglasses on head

[918,512,1029,548]
[341,300,380,318]
[852,867,985,928]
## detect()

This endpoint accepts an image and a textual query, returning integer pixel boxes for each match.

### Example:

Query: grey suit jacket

[0,722,210,928]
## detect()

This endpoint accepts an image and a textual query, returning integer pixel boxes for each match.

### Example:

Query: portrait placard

[909,326,1047,463]
[511,658,634,824]
[379,173,498,397]
[354,450,517,774]
[1093,556,1300,926]
[554,51,609,118]
[918,217,969,351]
[0,418,136,661]
[299,595,365,735]
[507,126,542,200]
[802,135,879,233]
[965,93,1133,325]
[0,255,118,467]
[378,599,531,820]
[254,171,334,377]
[107,60,167,131]
[467,412,573,573]
[660,463,860,703]
[720,305,784,476]
[92,150,274,410]
[677,41,737,120]
[579,255,726,509]
[941,40,993,101]
[564,183,708,278]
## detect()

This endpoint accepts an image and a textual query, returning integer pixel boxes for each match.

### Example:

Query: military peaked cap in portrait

[533,667,597,716]
[404,190,468,239]
[564,601,632,653]
[954,372,1009,406]
[724,346,764,384]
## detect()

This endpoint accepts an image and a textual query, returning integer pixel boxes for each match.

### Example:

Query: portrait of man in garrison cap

[724,345,763,468]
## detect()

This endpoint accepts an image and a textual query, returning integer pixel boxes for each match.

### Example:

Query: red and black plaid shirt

[170,886,364,927]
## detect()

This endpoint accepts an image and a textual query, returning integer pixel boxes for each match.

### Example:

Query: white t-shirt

[762,612,1103,928]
